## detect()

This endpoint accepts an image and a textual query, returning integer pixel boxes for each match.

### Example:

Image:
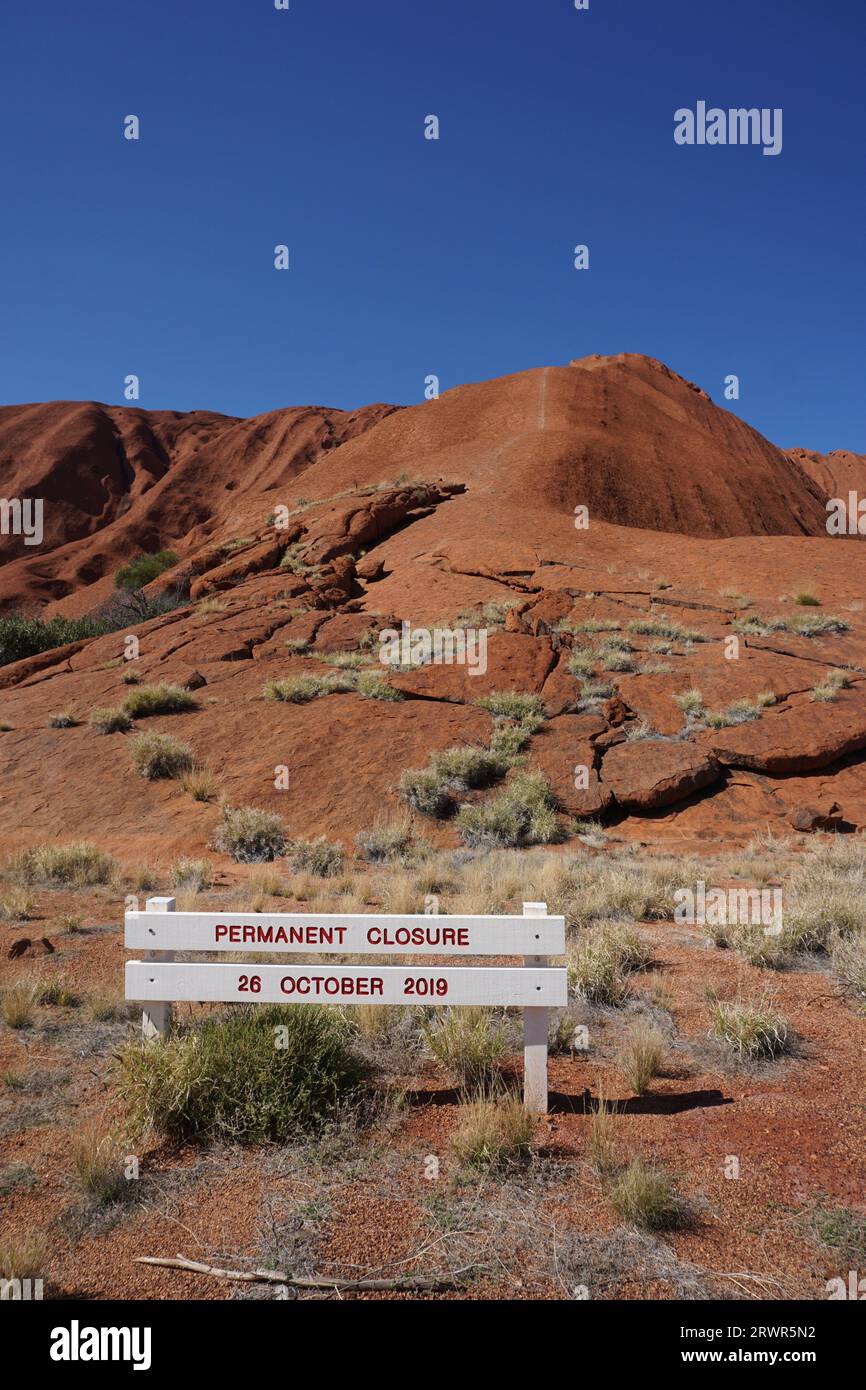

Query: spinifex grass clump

[456,772,564,849]
[130,731,196,780]
[263,672,355,703]
[568,924,653,1006]
[422,1007,507,1093]
[89,705,133,734]
[122,684,197,717]
[450,1094,536,1171]
[608,1156,686,1230]
[11,841,116,886]
[707,992,791,1060]
[116,1005,364,1142]
[212,805,287,862]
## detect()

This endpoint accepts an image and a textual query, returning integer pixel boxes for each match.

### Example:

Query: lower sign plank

[126,961,568,1008]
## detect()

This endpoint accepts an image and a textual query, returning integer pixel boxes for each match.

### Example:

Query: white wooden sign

[125,910,566,955]
[126,961,567,1007]
[124,898,567,1112]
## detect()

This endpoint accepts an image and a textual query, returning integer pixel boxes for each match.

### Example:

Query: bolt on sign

[125,898,567,1112]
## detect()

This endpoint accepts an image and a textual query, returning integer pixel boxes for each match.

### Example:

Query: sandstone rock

[700,695,866,774]
[787,802,843,832]
[601,739,720,811]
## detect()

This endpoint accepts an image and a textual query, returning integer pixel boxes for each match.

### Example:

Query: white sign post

[125,901,567,1112]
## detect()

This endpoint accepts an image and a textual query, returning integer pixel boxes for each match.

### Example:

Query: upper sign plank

[125,911,566,956]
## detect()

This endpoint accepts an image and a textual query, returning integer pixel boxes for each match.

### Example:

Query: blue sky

[1,0,863,451]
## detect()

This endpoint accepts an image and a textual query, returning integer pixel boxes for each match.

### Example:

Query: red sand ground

[1,354,865,1300]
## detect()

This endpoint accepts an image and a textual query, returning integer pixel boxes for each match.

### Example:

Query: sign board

[126,961,567,1008]
[124,897,567,1112]
[125,910,566,956]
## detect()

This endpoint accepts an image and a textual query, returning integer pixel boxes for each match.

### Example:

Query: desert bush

[355,818,414,863]
[608,1156,685,1229]
[456,772,563,849]
[791,612,849,637]
[116,1005,363,1141]
[579,679,615,704]
[170,857,214,893]
[122,683,197,718]
[47,711,77,728]
[703,698,762,728]
[318,650,369,669]
[398,767,454,818]
[88,705,133,734]
[618,1020,666,1095]
[120,668,140,685]
[11,841,116,886]
[707,993,791,1060]
[793,589,820,607]
[212,805,287,863]
[423,1008,506,1092]
[115,549,178,592]
[0,612,105,668]
[488,722,533,761]
[450,1094,535,1170]
[287,837,345,877]
[432,744,509,790]
[130,731,195,780]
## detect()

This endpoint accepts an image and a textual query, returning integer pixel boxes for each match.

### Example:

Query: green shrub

[116,1006,363,1142]
[122,684,197,718]
[89,705,133,734]
[456,773,563,849]
[0,613,105,668]
[115,550,179,592]
[212,805,287,863]
[130,731,196,780]
[287,837,345,877]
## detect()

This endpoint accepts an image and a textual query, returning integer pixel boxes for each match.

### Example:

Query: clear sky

[1,0,863,452]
